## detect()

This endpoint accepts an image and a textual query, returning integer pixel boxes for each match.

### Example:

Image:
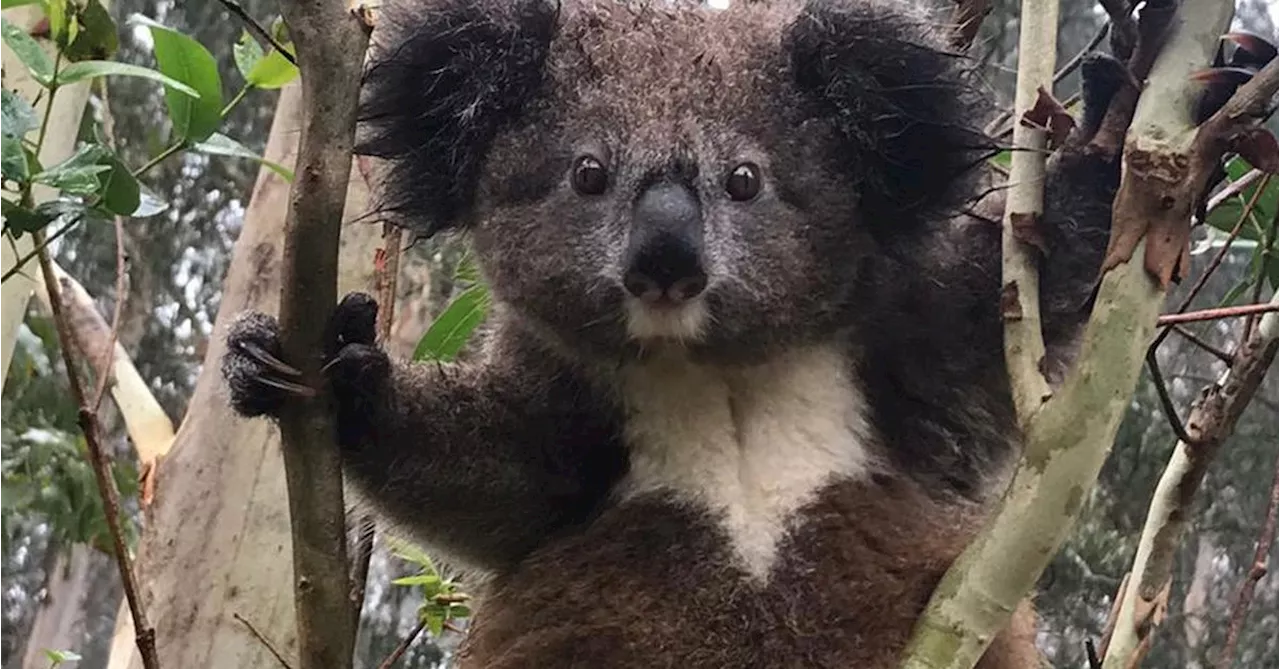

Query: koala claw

[223,311,313,418]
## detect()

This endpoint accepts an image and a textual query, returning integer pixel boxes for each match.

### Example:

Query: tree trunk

[106,79,382,669]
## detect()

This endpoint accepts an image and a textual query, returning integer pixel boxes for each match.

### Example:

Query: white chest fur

[619,345,875,580]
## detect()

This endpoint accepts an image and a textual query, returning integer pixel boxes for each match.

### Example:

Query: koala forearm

[340,355,628,570]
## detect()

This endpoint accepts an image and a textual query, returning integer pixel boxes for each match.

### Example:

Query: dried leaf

[1001,282,1023,321]
[1231,128,1279,174]
[1010,211,1047,253]
[1020,87,1076,150]
[1223,31,1278,66]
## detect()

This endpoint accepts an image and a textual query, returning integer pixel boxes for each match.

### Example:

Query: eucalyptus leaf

[57,61,201,98]
[1,198,54,234]
[192,133,294,182]
[128,15,224,141]
[391,574,443,587]
[0,0,42,8]
[413,283,490,362]
[1,17,55,85]
[133,185,169,217]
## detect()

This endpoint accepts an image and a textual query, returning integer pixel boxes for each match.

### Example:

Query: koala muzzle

[624,183,707,305]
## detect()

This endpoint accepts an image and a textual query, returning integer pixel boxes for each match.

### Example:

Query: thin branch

[216,0,297,65]
[92,78,128,411]
[1204,169,1264,216]
[33,235,159,669]
[270,0,371,667]
[234,612,295,669]
[999,0,1060,426]
[1144,347,1196,446]
[1170,325,1234,365]
[1,214,82,283]
[985,20,1109,139]
[375,620,426,669]
[1156,302,1277,326]
[1217,469,1279,669]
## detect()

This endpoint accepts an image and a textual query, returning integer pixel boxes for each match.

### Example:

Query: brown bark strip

[270,0,371,667]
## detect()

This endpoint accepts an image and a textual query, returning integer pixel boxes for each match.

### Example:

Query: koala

[219,0,1242,666]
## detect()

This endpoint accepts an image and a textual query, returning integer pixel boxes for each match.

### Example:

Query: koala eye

[572,155,609,195]
[725,163,761,201]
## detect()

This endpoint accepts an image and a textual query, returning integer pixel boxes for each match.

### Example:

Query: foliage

[387,536,472,638]
[0,0,297,262]
[413,248,491,363]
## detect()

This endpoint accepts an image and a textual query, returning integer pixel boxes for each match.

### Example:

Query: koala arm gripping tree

[222,295,628,570]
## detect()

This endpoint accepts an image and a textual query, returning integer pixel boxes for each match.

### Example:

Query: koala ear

[783,0,991,228]
[357,0,558,237]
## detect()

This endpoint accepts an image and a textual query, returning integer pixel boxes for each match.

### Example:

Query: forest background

[1,0,1277,667]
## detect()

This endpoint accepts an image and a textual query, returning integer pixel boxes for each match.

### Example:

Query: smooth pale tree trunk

[106,80,383,669]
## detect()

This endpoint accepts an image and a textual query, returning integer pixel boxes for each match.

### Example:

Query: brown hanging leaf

[1001,282,1023,321]
[1020,87,1077,150]
[1231,128,1280,173]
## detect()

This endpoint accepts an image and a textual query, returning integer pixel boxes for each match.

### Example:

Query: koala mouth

[623,297,710,344]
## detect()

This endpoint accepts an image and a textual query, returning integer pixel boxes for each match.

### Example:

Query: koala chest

[617,345,876,580]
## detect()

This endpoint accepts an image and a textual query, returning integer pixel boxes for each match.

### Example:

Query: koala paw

[223,311,311,418]
[221,293,391,431]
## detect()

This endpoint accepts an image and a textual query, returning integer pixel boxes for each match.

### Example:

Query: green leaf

[391,573,442,588]
[2,17,55,86]
[42,649,82,666]
[2,136,29,184]
[129,15,223,142]
[57,61,200,98]
[46,0,70,48]
[1204,165,1277,242]
[448,604,472,620]
[386,535,436,569]
[98,155,140,215]
[413,283,490,362]
[192,133,294,182]
[63,0,119,62]
[2,198,54,234]
[422,606,446,637]
[2,89,38,139]
[0,0,43,9]
[246,48,298,89]
[133,184,169,217]
[232,31,263,81]
[31,144,112,196]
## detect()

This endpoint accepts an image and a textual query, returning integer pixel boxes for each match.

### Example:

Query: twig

[1204,169,1264,216]
[234,612,295,669]
[375,620,426,669]
[1170,325,1234,365]
[985,20,1110,138]
[33,234,159,669]
[948,0,992,51]
[1217,469,1279,669]
[270,0,370,666]
[1,215,82,283]
[92,78,128,411]
[216,0,297,65]
[1156,302,1277,326]
[1144,347,1196,446]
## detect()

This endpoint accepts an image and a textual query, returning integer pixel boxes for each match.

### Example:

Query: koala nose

[624,184,707,304]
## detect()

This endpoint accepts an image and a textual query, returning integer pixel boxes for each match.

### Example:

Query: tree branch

[216,0,297,65]
[270,0,370,667]
[1000,0,1059,427]
[1103,292,1278,668]
[33,237,160,669]
[1157,302,1278,325]
[1216,469,1279,669]
[900,1,1238,666]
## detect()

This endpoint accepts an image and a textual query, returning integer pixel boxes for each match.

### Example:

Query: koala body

[223,0,1129,666]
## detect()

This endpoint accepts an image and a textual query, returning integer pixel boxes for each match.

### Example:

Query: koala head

[359,0,990,363]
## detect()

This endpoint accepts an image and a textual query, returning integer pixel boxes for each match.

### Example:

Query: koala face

[360,0,988,363]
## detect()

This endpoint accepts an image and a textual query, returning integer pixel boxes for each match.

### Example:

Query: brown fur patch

[460,474,1038,668]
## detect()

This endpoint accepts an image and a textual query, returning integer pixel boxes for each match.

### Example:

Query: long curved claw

[240,340,303,377]
[255,375,317,397]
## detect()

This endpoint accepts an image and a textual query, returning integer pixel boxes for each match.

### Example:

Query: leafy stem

[131,140,185,178]
[222,85,250,117]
